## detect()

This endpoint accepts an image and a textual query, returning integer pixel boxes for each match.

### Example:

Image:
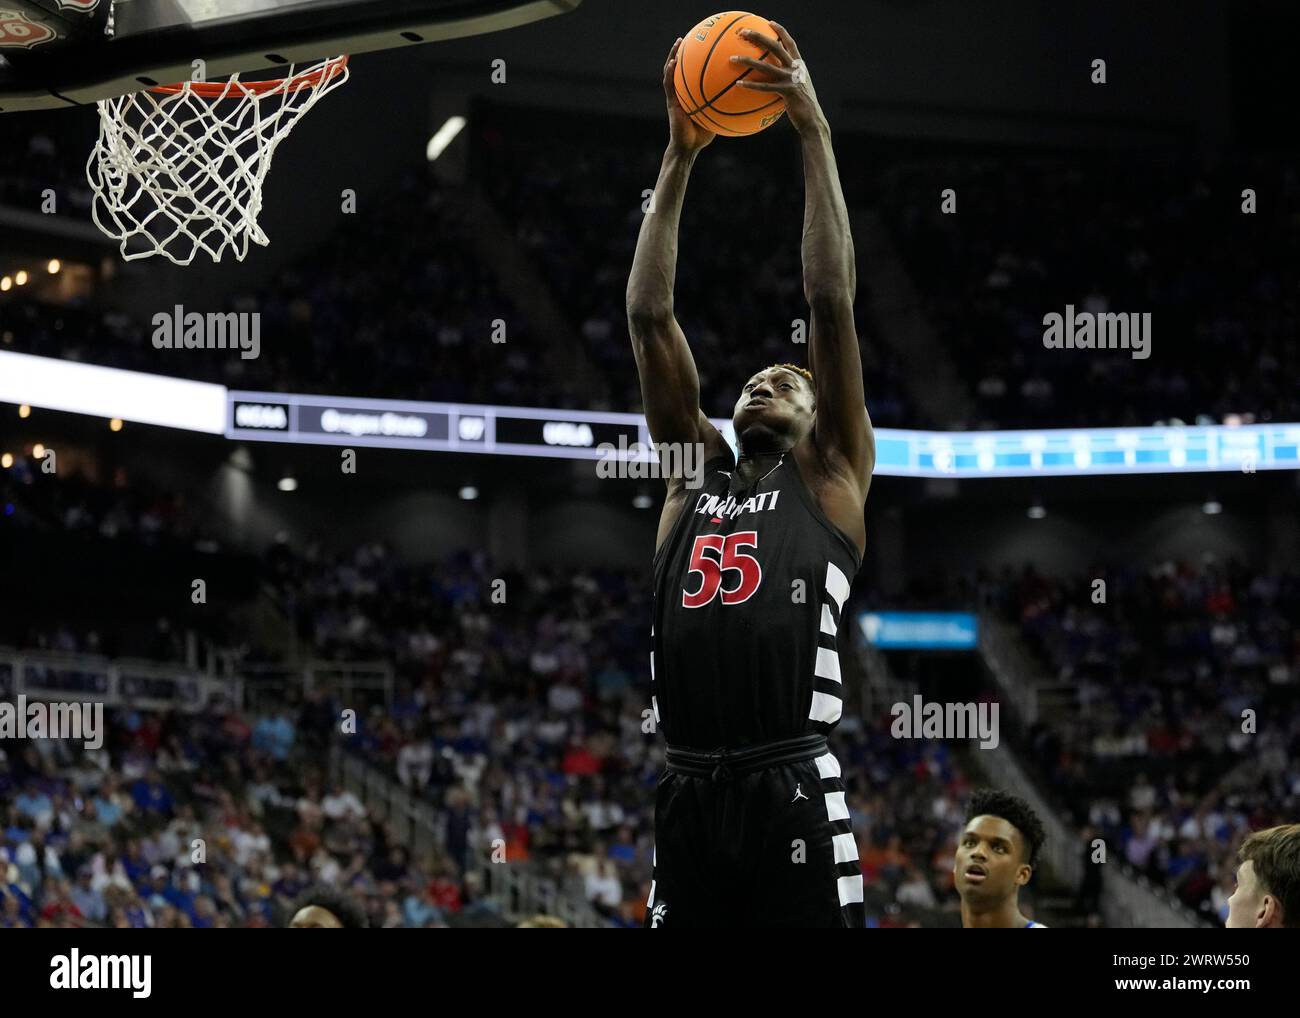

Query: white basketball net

[87,56,350,265]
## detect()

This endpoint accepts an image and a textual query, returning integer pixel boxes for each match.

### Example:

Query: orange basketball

[674,11,786,137]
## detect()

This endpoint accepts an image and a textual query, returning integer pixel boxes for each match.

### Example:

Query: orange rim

[149,55,349,97]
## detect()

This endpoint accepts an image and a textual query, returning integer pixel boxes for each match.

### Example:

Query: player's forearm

[626,145,699,318]
[799,120,855,302]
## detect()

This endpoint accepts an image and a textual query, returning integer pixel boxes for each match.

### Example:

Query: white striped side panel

[837,874,864,906]
[809,690,842,725]
[824,790,849,822]
[825,561,850,612]
[814,646,841,684]
[814,752,841,779]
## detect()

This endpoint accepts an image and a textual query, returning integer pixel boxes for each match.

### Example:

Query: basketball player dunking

[627,23,874,928]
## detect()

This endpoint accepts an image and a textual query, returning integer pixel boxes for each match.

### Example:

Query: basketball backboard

[0,0,582,112]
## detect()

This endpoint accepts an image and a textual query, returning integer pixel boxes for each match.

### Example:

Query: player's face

[1225,861,1278,928]
[289,905,343,928]
[732,368,813,441]
[953,815,1031,904]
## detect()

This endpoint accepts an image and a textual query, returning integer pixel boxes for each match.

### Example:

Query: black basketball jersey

[650,449,861,748]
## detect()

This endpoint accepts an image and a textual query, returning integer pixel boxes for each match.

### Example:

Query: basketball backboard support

[0,0,582,113]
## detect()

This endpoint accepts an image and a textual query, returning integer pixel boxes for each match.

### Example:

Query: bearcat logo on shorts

[0,10,56,48]
[56,0,103,10]
[651,902,668,928]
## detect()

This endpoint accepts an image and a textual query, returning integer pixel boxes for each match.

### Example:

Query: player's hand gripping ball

[673,11,787,137]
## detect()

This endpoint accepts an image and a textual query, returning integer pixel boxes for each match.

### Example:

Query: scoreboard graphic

[1,351,1296,478]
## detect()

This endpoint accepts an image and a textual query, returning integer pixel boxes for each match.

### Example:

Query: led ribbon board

[0,353,1295,477]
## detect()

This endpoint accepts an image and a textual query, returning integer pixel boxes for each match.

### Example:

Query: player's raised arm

[626,39,723,473]
[737,22,876,494]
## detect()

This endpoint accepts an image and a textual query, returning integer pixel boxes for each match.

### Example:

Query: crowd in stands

[0,688,982,929]
[262,539,988,927]
[877,151,1300,429]
[5,47,1300,936]
[0,696,514,928]
[472,103,917,427]
[7,110,1297,435]
[0,167,573,407]
[3,458,993,926]
[13,448,1300,925]
[999,560,1299,924]
[0,118,93,212]
[0,447,238,662]
[0,448,211,552]
[893,558,1300,925]
[1,105,920,423]
[8,449,1300,926]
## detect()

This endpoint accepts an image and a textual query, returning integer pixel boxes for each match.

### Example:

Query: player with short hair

[287,883,369,928]
[953,788,1049,928]
[1226,823,1300,928]
[627,22,874,928]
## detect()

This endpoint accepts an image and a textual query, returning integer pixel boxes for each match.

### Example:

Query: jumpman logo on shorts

[791,784,809,802]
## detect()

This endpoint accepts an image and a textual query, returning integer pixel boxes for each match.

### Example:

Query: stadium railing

[853,629,912,717]
[0,648,393,718]
[854,208,976,429]
[479,858,614,930]
[978,613,1054,724]
[0,646,236,713]
[979,744,1204,927]
[334,744,445,863]
[1106,867,1211,930]
[236,661,394,716]
[976,626,1210,929]
[333,744,612,929]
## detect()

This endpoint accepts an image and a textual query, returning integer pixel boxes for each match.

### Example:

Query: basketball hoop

[87,55,350,265]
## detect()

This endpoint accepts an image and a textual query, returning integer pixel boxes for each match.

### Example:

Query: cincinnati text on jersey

[693,489,781,520]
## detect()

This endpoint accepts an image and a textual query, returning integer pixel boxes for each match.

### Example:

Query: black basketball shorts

[645,733,864,928]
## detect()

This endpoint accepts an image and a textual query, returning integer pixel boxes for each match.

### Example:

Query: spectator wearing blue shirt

[1,890,32,928]
[92,778,126,828]
[120,840,150,886]
[15,784,52,826]
[272,862,308,903]
[252,711,296,762]
[130,771,174,818]
[607,826,638,866]
[401,878,444,928]
[69,869,107,925]
[191,895,219,929]
[156,867,198,922]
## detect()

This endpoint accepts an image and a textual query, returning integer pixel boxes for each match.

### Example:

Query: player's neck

[734,448,787,486]
[961,897,1029,929]
[737,447,788,465]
